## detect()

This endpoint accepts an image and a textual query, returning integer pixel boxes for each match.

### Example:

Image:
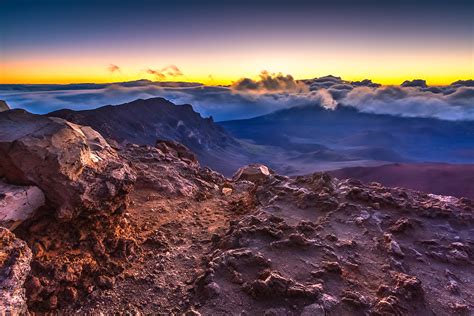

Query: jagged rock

[0,110,136,221]
[233,164,274,183]
[384,233,405,257]
[0,100,9,112]
[0,227,32,315]
[120,144,223,198]
[156,139,198,165]
[0,180,45,230]
[190,170,473,316]
[222,187,233,196]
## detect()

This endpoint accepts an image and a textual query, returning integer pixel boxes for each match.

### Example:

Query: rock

[0,110,136,221]
[446,280,460,294]
[0,227,32,315]
[0,100,9,112]
[322,261,342,274]
[0,180,45,230]
[184,307,202,316]
[222,187,233,196]
[97,275,116,289]
[232,164,274,183]
[393,272,424,299]
[204,282,221,298]
[156,139,198,165]
[389,218,412,233]
[384,234,405,258]
[320,293,340,310]
[301,303,325,316]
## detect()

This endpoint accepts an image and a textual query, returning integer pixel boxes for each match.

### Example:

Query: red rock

[0,110,136,221]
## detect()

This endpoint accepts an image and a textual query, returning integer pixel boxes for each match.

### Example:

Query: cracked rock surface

[0,227,32,315]
[189,172,473,315]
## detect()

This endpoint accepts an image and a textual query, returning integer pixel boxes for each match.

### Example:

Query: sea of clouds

[1,71,473,121]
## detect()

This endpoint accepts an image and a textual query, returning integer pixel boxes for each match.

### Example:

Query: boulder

[0,100,9,112]
[0,110,136,221]
[232,164,274,183]
[156,139,198,165]
[0,180,45,230]
[0,227,32,315]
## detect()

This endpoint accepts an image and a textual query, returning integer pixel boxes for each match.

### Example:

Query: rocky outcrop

[0,181,45,230]
[0,227,32,315]
[0,110,138,312]
[190,167,474,315]
[0,100,9,112]
[156,139,198,166]
[232,164,274,184]
[120,143,223,198]
[0,109,136,221]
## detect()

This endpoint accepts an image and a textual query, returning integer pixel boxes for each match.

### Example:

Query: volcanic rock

[232,164,274,183]
[0,100,9,112]
[190,172,473,315]
[0,109,136,221]
[0,227,32,315]
[156,139,198,166]
[0,180,45,230]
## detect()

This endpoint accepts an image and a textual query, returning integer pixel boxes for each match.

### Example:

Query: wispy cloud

[107,64,121,73]
[146,65,184,81]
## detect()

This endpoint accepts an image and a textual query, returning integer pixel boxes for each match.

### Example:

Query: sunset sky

[1,0,473,85]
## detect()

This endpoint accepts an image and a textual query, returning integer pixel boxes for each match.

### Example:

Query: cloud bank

[232,71,307,92]
[1,72,473,121]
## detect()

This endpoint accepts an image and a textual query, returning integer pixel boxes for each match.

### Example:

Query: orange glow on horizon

[1,47,472,86]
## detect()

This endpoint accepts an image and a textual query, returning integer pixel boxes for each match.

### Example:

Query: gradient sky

[1,0,473,85]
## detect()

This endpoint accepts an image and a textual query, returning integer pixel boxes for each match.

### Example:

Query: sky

[0,0,473,85]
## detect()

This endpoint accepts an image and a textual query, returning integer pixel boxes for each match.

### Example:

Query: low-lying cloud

[343,86,474,120]
[232,71,307,92]
[1,72,473,121]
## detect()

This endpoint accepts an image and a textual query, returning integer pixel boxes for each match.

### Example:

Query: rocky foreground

[0,108,473,315]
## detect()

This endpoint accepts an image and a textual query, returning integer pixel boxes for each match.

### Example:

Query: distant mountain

[220,104,474,164]
[48,99,474,177]
[329,163,474,199]
[0,80,202,91]
[48,98,254,175]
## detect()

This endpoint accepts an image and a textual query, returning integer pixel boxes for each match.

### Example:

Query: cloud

[107,64,121,73]
[341,86,474,120]
[162,65,183,77]
[307,75,344,90]
[450,79,474,87]
[146,65,184,81]
[232,71,307,92]
[401,79,427,88]
[1,73,473,121]
[350,79,381,88]
[146,68,167,80]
